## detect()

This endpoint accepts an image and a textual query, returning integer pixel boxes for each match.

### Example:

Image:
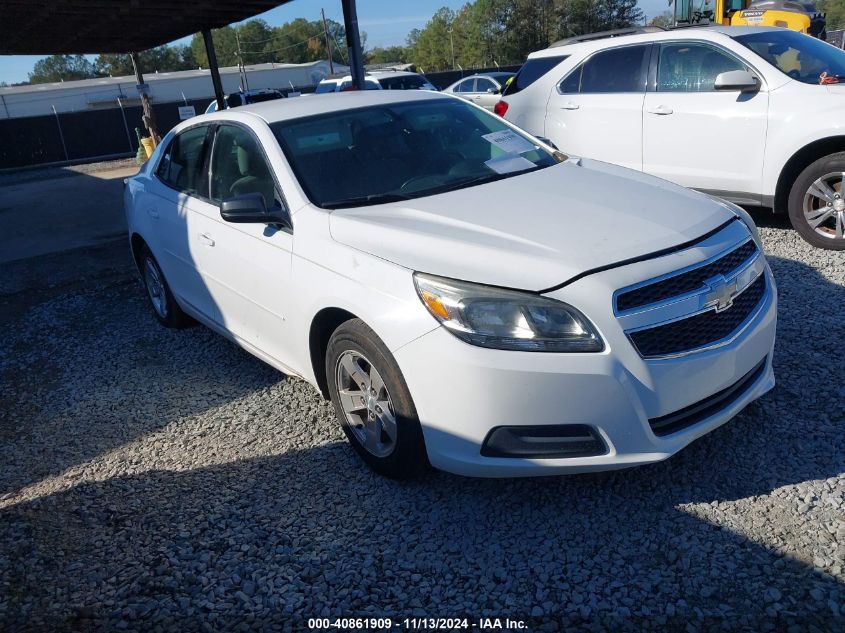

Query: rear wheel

[326,319,428,479]
[140,246,193,328]
[788,152,845,250]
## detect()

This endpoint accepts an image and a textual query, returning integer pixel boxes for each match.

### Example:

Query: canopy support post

[202,29,227,112]
[341,0,365,90]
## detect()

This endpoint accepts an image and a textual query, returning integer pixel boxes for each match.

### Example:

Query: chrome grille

[616,241,758,313]
[628,275,766,358]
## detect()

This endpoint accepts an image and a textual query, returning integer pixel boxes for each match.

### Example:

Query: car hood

[328,159,736,291]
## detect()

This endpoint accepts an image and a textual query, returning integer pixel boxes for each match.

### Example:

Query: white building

[0,60,347,119]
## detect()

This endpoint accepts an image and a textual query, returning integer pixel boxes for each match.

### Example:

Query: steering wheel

[400,175,444,192]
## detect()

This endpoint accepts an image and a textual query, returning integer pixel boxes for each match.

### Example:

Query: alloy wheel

[803,172,845,241]
[335,351,398,458]
[143,258,168,319]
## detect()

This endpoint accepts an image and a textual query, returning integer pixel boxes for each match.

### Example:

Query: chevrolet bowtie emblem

[704,276,739,312]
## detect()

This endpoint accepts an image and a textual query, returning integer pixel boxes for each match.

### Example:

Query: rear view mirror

[220,193,289,228]
[714,70,760,92]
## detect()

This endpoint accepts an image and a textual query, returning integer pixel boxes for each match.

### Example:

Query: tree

[95,45,197,77]
[819,0,845,30]
[189,18,346,68]
[366,46,411,65]
[649,10,675,28]
[28,54,97,83]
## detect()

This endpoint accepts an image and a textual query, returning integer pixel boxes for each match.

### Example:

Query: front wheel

[787,152,845,250]
[325,319,428,479]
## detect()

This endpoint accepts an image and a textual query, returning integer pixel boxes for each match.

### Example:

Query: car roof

[211,89,447,124]
[528,25,785,59]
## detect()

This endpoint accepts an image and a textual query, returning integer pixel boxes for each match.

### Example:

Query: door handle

[198,232,215,247]
[647,106,674,115]
[147,208,159,219]
[560,102,580,110]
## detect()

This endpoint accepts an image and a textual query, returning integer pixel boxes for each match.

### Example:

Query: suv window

[574,45,650,93]
[156,125,211,196]
[503,55,568,95]
[657,43,746,91]
[209,125,278,208]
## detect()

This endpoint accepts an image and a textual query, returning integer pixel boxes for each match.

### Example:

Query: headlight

[413,273,604,352]
[707,195,763,250]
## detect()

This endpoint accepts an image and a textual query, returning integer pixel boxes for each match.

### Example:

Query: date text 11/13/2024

[307,617,528,630]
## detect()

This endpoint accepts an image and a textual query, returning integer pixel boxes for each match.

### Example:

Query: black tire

[787,152,845,250]
[139,246,194,328]
[326,319,428,479]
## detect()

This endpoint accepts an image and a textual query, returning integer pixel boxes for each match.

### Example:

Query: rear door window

[578,45,650,93]
[156,125,211,196]
[503,55,569,95]
[455,79,474,93]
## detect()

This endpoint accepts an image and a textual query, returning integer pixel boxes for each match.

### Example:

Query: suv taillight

[493,100,509,117]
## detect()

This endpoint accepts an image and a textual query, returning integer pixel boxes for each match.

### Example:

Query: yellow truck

[673,0,827,39]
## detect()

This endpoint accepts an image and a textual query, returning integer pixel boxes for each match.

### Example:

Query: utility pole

[448,26,455,70]
[322,8,334,74]
[235,31,249,91]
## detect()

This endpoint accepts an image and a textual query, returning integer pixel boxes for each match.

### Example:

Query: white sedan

[125,90,777,478]
[443,72,515,110]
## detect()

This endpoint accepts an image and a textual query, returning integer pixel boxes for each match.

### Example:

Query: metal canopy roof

[0,1,294,54]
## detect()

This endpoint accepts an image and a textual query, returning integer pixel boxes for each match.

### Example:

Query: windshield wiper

[321,192,412,209]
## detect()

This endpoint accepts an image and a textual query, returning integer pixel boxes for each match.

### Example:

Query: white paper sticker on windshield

[484,154,537,175]
[482,130,537,155]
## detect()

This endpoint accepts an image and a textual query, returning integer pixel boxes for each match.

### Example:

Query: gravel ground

[0,217,843,632]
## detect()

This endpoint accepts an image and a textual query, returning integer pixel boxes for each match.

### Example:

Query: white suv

[498,26,845,249]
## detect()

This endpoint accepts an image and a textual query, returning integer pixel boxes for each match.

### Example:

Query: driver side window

[209,125,280,208]
[657,43,747,92]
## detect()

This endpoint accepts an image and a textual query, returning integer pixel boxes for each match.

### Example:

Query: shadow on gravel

[1,257,843,630]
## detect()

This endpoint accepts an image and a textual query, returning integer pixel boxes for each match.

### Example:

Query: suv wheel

[788,152,845,250]
[140,246,193,328]
[325,319,428,479]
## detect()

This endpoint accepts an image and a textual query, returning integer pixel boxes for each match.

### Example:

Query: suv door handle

[147,208,159,219]
[647,106,674,115]
[198,232,215,247]
[560,102,580,110]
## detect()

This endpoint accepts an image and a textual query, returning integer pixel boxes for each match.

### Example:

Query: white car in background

[314,70,437,93]
[498,26,845,249]
[125,90,776,478]
[204,88,284,114]
[443,71,515,110]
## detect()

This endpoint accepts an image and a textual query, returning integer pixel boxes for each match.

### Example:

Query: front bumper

[394,225,777,477]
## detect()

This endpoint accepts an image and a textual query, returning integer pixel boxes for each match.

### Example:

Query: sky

[0,0,666,84]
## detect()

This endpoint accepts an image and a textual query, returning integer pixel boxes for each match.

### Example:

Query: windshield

[734,30,845,84]
[271,99,557,209]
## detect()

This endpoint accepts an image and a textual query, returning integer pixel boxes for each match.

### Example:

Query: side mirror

[714,70,760,92]
[220,192,290,228]
[486,87,497,94]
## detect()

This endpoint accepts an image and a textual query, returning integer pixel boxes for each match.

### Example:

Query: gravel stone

[0,215,843,631]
